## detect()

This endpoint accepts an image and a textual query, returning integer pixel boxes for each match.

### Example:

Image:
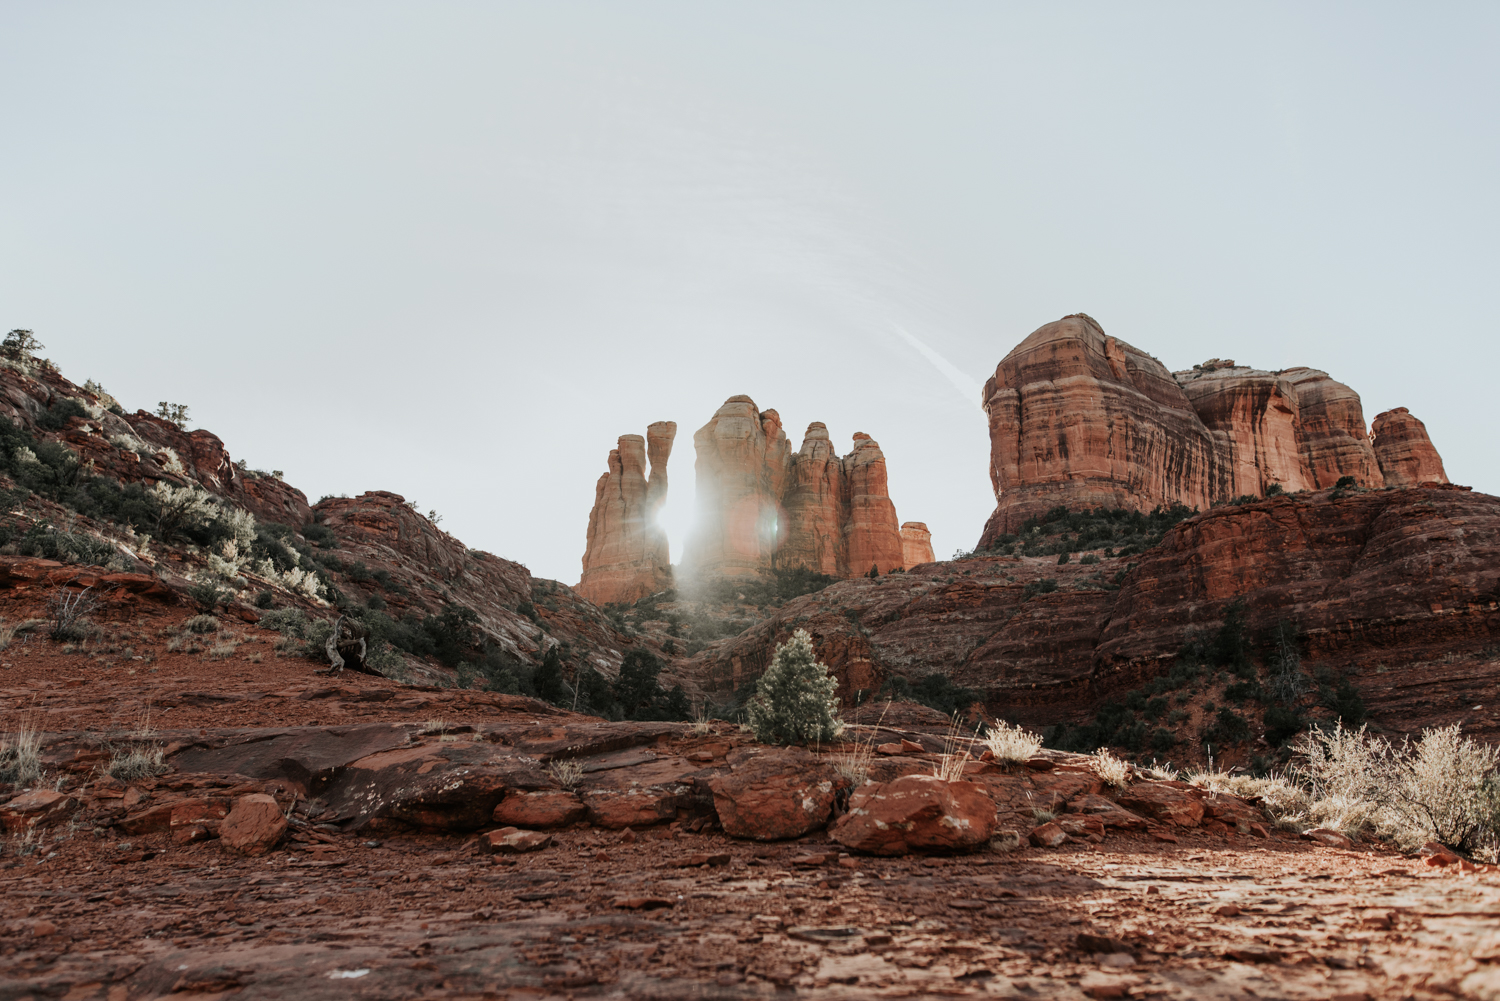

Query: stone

[681,400,908,580]
[899,522,935,569]
[119,800,179,835]
[576,423,677,604]
[1114,784,1204,828]
[899,738,925,753]
[482,827,552,854]
[1420,841,1460,866]
[1058,814,1105,839]
[1079,973,1142,999]
[875,742,905,756]
[1213,903,1241,917]
[491,790,586,829]
[580,787,680,829]
[219,794,287,856]
[830,774,998,855]
[1028,822,1068,848]
[1372,408,1448,487]
[169,798,229,844]
[1304,827,1354,849]
[1282,368,1383,489]
[709,751,838,841]
[0,789,76,832]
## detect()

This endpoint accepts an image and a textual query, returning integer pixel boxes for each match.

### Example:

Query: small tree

[155,402,190,428]
[2,329,44,362]
[746,629,843,745]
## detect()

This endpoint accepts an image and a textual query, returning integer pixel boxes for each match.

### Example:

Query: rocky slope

[694,484,1500,740]
[0,349,658,687]
[978,315,1444,545]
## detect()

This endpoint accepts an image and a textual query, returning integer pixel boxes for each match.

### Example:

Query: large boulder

[1115,783,1204,828]
[0,790,76,832]
[709,748,838,841]
[492,790,586,829]
[829,774,998,856]
[220,794,287,856]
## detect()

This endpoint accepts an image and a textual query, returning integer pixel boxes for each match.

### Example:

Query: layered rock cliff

[680,397,907,581]
[900,522,935,569]
[695,485,1500,736]
[1372,407,1449,487]
[576,422,676,605]
[978,315,1446,547]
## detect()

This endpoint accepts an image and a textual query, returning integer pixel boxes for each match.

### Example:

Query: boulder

[482,828,552,854]
[0,790,76,832]
[710,750,838,841]
[1304,827,1354,850]
[1065,794,1149,831]
[492,790,586,829]
[1115,784,1204,828]
[580,787,680,829]
[828,774,998,855]
[1028,822,1068,848]
[219,794,287,856]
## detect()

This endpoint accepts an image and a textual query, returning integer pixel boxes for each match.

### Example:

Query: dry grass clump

[981,720,1042,763]
[548,759,584,790]
[1091,748,1131,788]
[930,714,978,783]
[1192,722,1500,858]
[183,614,219,634]
[0,716,43,787]
[688,702,713,737]
[107,744,166,781]
[207,635,242,659]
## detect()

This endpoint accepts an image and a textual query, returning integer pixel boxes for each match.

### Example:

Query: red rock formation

[900,522,935,569]
[1282,368,1383,489]
[1372,408,1448,487]
[1174,362,1311,496]
[576,422,676,605]
[979,315,1450,547]
[696,486,1500,735]
[979,315,1223,545]
[681,399,907,580]
[682,397,791,579]
[841,433,904,576]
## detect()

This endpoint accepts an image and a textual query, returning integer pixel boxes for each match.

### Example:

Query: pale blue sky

[3,3,1495,582]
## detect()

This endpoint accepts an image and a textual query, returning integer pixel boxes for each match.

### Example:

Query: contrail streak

[890,322,984,408]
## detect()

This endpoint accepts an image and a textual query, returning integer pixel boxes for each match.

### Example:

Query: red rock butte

[978,314,1446,547]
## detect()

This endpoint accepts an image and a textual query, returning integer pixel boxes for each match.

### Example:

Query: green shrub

[1264,705,1305,746]
[186,580,230,612]
[746,629,843,745]
[1022,579,1058,599]
[36,397,91,432]
[1203,707,1251,752]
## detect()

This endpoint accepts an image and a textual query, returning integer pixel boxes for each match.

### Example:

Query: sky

[2,3,1496,583]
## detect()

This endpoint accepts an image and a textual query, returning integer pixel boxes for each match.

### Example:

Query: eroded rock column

[577,422,677,604]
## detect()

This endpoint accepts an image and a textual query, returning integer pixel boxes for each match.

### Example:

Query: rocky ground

[6,636,1500,1000]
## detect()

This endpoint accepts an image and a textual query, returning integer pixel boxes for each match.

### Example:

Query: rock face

[681,397,907,580]
[900,522,935,569]
[696,485,1500,733]
[978,315,1446,546]
[577,422,677,605]
[1372,408,1448,487]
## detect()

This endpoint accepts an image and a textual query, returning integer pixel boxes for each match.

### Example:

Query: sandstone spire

[900,522,935,569]
[1371,408,1448,487]
[680,398,907,581]
[576,421,676,605]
